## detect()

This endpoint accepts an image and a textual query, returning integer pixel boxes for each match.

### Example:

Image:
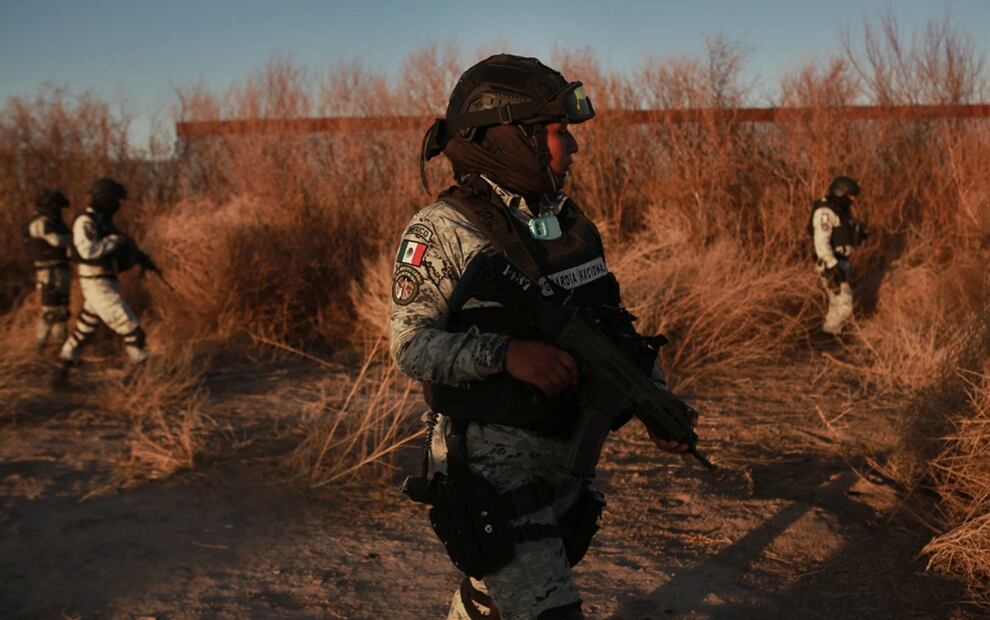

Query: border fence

[175,104,990,137]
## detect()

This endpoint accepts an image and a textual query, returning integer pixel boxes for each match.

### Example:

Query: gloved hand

[823,264,847,287]
[137,251,159,274]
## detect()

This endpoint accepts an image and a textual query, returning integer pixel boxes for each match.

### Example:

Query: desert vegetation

[1,12,988,610]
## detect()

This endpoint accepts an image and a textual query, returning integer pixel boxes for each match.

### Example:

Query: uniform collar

[478,174,568,218]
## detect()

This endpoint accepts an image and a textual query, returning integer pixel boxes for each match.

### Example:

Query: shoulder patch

[396,238,429,266]
[406,223,433,243]
[392,267,423,306]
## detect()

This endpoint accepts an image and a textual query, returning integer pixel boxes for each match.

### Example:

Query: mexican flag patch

[396,239,428,266]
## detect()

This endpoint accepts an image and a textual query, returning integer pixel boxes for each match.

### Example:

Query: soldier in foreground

[809,176,867,335]
[58,178,156,380]
[24,189,73,353]
[390,54,693,619]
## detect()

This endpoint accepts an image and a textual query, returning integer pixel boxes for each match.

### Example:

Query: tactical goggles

[444,81,595,132]
[540,82,595,124]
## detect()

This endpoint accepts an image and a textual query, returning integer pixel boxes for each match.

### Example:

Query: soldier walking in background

[58,178,155,379]
[391,54,691,620]
[24,189,73,353]
[810,176,868,335]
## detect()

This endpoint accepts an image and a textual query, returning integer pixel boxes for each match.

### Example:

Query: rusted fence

[176,104,990,137]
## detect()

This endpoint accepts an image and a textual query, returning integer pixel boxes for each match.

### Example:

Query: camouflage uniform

[811,205,854,335]
[391,187,587,619]
[25,209,73,351]
[59,208,148,365]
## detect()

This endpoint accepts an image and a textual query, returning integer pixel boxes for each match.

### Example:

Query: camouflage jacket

[389,178,666,388]
[389,192,509,386]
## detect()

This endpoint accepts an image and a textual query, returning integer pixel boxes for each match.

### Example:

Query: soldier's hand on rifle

[137,252,159,274]
[504,339,579,397]
[647,401,697,456]
[648,429,691,455]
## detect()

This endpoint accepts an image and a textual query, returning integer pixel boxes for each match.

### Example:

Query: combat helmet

[827,176,861,200]
[89,177,128,214]
[35,189,70,210]
[420,54,595,189]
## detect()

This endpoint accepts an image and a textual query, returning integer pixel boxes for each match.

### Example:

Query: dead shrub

[612,227,817,389]
[0,302,57,419]
[923,367,990,604]
[285,340,424,490]
[851,255,988,394]
[0,85,174,311]
[127,398,208,480]
[344,250,395,350]
[89,337,213,480]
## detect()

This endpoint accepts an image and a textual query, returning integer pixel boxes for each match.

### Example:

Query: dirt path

[0,356,978,619]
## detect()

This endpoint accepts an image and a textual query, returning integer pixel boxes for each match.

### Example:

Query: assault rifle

[487,255,719,479]
[117,237,176,293]
[137,251,176,293]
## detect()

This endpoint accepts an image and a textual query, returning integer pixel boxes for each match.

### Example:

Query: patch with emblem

[396,238,429,266]
[406,223,433,243]
[541,257,609,295]
[392,267,423,306]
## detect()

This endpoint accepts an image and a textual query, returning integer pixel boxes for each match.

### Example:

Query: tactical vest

[807,198,860,248]
[24,209,71,265]
[425,184,626,435]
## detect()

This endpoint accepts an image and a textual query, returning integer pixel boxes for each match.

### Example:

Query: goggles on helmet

[444,81,595,133]
[541,83,595,124]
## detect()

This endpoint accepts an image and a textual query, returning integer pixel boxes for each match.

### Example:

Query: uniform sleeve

[812,207,838,268]
[389,205,510,386]
[28,216,71,248]
[73,215,121,260]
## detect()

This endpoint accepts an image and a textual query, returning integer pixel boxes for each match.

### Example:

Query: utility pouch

[558,484,606,566]
[402,471,516,578]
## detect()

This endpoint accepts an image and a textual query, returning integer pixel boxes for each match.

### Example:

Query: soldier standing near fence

[24,189,73,354]
[57,178,155,381]
[810,176,868,335]
[390,54,691,620]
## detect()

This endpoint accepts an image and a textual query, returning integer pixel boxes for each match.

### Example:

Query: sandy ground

[0,351,981,619]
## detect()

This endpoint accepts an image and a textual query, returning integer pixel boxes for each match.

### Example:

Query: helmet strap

[525,123,559,192]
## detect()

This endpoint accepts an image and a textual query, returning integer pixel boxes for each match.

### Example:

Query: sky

[1,0,988,148]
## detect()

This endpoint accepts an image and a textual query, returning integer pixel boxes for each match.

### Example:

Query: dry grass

[852,257,986,394]
[0,303,56,420]
[612,230,817,390]
[285,340,424,490]
[88,338,214,480]
[345,250,397,351]
[923,367,990,603]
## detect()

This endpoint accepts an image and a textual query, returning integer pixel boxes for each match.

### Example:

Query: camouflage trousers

[817,260,853,335]
[60,277,147,364]
[429,414,585,620]
[34,266,71,351]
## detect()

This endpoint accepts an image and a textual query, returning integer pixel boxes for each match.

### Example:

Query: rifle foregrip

[565,406,614,478]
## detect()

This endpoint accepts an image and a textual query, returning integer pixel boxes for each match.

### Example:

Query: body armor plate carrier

[424,181,631,435]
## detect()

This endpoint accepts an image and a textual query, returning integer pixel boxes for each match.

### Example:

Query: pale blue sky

[1,0,987,147]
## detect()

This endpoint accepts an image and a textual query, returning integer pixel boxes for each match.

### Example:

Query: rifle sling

[441,195,556,295]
